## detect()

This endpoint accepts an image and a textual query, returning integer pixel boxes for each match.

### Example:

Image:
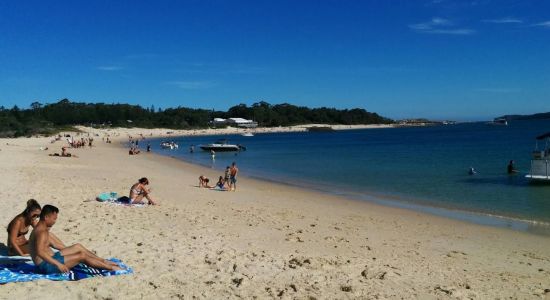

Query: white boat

[487,118,508,126]
[242,132,254,137]
[199,139,245,152]
[160,141,178,150]
[526,132,550,182]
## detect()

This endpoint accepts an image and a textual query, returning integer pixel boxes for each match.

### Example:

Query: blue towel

[96,193,145,207]
[96,192,118,202]
[0,256,132,283]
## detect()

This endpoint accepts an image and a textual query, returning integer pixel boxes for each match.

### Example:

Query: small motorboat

[160,141,178,150]
[487,118,508,126]
[526,132,550,182]
[242,132,254,137]
[199,139,245,152]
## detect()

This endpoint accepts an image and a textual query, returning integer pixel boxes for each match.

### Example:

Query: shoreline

[162,143,550,237]
[73,123,397,139]
[142,131,550,237]
[2,129,550,298]
[127,139,550,239]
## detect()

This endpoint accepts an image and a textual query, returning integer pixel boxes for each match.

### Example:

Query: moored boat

[487,118,508,126]
[199,139,245,152]
[160,141,178,150]
[526,132,550,182]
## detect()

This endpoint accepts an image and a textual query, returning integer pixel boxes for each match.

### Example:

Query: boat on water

[487,118,508,126]
[160,141,178,150]
[242,132,254,137]
[199,139,245,152]
[526,132,550,182]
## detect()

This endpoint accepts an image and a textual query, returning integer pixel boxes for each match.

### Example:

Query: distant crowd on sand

[199,162,239,191]
[128,134,152,155]
[46,132,117,158]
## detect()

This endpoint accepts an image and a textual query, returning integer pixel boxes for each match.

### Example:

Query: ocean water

[148,119,550,233]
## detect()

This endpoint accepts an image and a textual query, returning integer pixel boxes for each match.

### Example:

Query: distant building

[210,117,258,128]
[227,118,258,128]
[212,118,227,126]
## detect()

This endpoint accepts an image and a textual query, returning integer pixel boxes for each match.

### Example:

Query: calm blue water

[148,120,550,233]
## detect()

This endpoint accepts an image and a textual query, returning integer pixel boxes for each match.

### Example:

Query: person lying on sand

[48,146,77,157]
[129,177,158,205]
[129,147,140,155]
[29,205,122,274]
[199,175,213,188]
[7,199,41,256]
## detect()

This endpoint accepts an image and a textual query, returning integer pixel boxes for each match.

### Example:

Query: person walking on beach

[29,205,122,274]
[229,162,239,191]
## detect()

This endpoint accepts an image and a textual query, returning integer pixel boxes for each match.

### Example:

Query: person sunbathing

[7,200,41,256]
[29,205,122,274]
[129,147,141,155]
[49,146,77,157]
[129,177,158,205]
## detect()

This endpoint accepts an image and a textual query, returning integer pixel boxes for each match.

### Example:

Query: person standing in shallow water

[507,160,518,174]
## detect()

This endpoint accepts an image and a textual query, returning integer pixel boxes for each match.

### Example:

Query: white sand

[1,128,550,299]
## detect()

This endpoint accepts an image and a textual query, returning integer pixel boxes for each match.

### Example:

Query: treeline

[498,112,550,121]
[0,99,393,137]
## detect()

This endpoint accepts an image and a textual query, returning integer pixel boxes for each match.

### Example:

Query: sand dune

[1,130,550,299]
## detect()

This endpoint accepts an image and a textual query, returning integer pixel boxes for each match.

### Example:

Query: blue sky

[0,0,548,121]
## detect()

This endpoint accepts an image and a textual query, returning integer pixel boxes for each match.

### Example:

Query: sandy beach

[2,127,550,299]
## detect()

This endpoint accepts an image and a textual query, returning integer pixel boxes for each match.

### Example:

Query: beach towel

[96,193,145,207]
[96,192,118,202]
[0,256,132,283]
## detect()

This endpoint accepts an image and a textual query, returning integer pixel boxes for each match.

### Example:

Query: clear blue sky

[0,0,548,121]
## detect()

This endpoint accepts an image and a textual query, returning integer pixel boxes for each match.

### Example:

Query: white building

[211,117,258,128]
[212,118,227,126]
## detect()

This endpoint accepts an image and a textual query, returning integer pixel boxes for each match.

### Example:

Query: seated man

[29,205,121,274]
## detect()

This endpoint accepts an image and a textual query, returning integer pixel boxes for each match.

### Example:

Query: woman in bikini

[129,177,158,205]
[7,199,41,256]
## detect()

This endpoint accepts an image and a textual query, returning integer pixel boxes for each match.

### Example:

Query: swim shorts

[230,176,237,184]
[36,252,65,274]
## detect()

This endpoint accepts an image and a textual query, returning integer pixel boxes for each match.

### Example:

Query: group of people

[198,162,239,191]
[128,136,152,155]
[6,200,122,274]
[128,147,141,155]
[49,146,76,157]
[68,137,93,148]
